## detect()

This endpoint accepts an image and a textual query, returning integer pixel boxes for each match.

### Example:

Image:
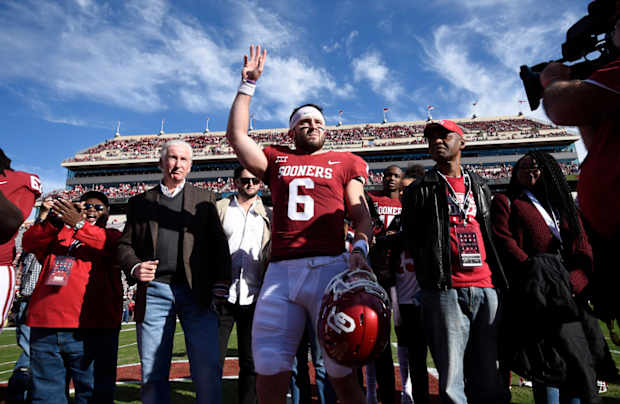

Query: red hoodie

[23,220,122,328]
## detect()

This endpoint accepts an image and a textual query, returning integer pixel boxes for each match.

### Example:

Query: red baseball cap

[423,120,463,138]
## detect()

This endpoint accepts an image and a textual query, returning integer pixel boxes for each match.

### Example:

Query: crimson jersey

[368,192,401,230]
[445,176,493,288]
[263,145,368,261]
[0,170,41,265]
[579,58,620,238]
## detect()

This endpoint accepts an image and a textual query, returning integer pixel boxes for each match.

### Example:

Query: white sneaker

[597,380,608,394]
[401,391,414,404]
[519,378,532,388]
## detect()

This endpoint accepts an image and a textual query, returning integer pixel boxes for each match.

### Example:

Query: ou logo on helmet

[327,307,356,334]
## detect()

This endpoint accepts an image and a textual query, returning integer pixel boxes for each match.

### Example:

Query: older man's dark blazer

[118,183,231,323]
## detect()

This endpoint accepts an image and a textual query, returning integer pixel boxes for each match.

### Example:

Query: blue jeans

[137,281,221,404]
[30,328,94,404]
[290,317,337,404]
[8,299,32,402]
[422,287,509,404]
[122,308,130,323]
[533,383,581,404]
[14,299,31,370]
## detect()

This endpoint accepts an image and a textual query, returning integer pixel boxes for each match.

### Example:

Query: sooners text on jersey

[264,145,367,261]
[368,192,401,230]
[0,170,41,265]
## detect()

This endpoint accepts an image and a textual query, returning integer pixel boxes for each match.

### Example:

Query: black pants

[217,302,257,404]
[373,338,395,404]
[399,303,429,404]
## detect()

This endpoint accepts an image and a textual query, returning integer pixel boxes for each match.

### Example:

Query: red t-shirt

[445,176,493,288]
[0,170,41,265]
[264,145,368,261]
[579,58,620,238]
[368,192,402,230]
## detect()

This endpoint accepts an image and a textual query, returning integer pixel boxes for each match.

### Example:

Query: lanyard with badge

[437,168,483,270]
[45,239,80,286]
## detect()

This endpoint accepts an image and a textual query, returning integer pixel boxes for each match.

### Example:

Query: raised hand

[52,198,84,227]
[242,44,267,82]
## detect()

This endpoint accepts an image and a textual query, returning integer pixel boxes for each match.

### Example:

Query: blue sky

[0,0,590,192]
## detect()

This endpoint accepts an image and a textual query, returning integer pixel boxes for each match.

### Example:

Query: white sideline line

[0,343,16,348]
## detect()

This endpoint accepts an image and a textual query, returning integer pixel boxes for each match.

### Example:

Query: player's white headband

[289,106,325,129]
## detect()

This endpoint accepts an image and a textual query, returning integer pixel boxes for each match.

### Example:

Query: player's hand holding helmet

[317,268,391,367]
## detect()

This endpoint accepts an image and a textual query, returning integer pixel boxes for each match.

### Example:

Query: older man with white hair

[118,139,231,404]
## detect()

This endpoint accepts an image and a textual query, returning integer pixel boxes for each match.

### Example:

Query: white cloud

[352,51,403,103]
[417,1,583,120]
[0,0,355,121]
[322,30,358,54]
[259,56,343,124]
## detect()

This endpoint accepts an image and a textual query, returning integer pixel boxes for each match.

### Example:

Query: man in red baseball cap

[423,119,464,138]
[402,119,510,403]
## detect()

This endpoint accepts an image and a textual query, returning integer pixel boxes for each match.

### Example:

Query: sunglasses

[239,178,260,185]
[84,203,106,211]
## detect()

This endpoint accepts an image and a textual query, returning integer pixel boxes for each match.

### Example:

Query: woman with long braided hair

[491,150,614,404]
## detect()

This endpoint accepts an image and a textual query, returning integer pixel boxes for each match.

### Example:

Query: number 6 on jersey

[288,178,314,221]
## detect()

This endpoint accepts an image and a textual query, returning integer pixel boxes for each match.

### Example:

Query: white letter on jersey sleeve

[30,176,42,193]
[288,178,314,221]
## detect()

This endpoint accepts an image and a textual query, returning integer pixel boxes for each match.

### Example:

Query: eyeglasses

[84,203,106,211]
[238,178,260,186]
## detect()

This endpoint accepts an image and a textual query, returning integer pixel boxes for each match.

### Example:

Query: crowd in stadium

[63,118,570,163]
[45,162,580,202]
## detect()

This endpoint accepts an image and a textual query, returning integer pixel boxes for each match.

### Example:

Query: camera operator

[540,5,620,323]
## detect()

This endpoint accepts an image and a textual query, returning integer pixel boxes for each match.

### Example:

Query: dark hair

[0,148,12,175]
[289,103,324,123]
[509,150,582,237]
[233,165,246,179]
[403,164,425,180]
[383,165,402,175]
[80,191,109,207]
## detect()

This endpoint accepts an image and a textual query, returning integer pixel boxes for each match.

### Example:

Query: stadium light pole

[472,100,478,119]
[338,110,343,127]
[518,100,527,116]
[115,121,121,137]
[426,105,435,121]
[249,113,255,131]
[160,119,165,136]
[382,107,389,123]
[204,117,210,134]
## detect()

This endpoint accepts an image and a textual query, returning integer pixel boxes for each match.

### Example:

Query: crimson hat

[423,120,463,138]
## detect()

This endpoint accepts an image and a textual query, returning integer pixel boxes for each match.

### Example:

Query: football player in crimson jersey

[225,45,372,404]
[0,148,41,332]
[365,165,402,404]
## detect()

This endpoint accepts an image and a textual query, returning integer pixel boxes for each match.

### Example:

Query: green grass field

[1,321,620,403]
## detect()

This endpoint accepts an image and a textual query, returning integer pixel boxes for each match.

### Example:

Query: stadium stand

[62,117,572,163]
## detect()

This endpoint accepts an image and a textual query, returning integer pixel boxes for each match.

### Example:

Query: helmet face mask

[317,269,392,367]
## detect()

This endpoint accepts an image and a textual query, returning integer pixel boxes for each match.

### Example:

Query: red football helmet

[317,269,391,367]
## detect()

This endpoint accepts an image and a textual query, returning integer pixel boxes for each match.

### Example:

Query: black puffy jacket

[401,168,508,291]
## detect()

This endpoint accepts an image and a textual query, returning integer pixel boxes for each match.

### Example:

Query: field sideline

[0,321,619,403]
